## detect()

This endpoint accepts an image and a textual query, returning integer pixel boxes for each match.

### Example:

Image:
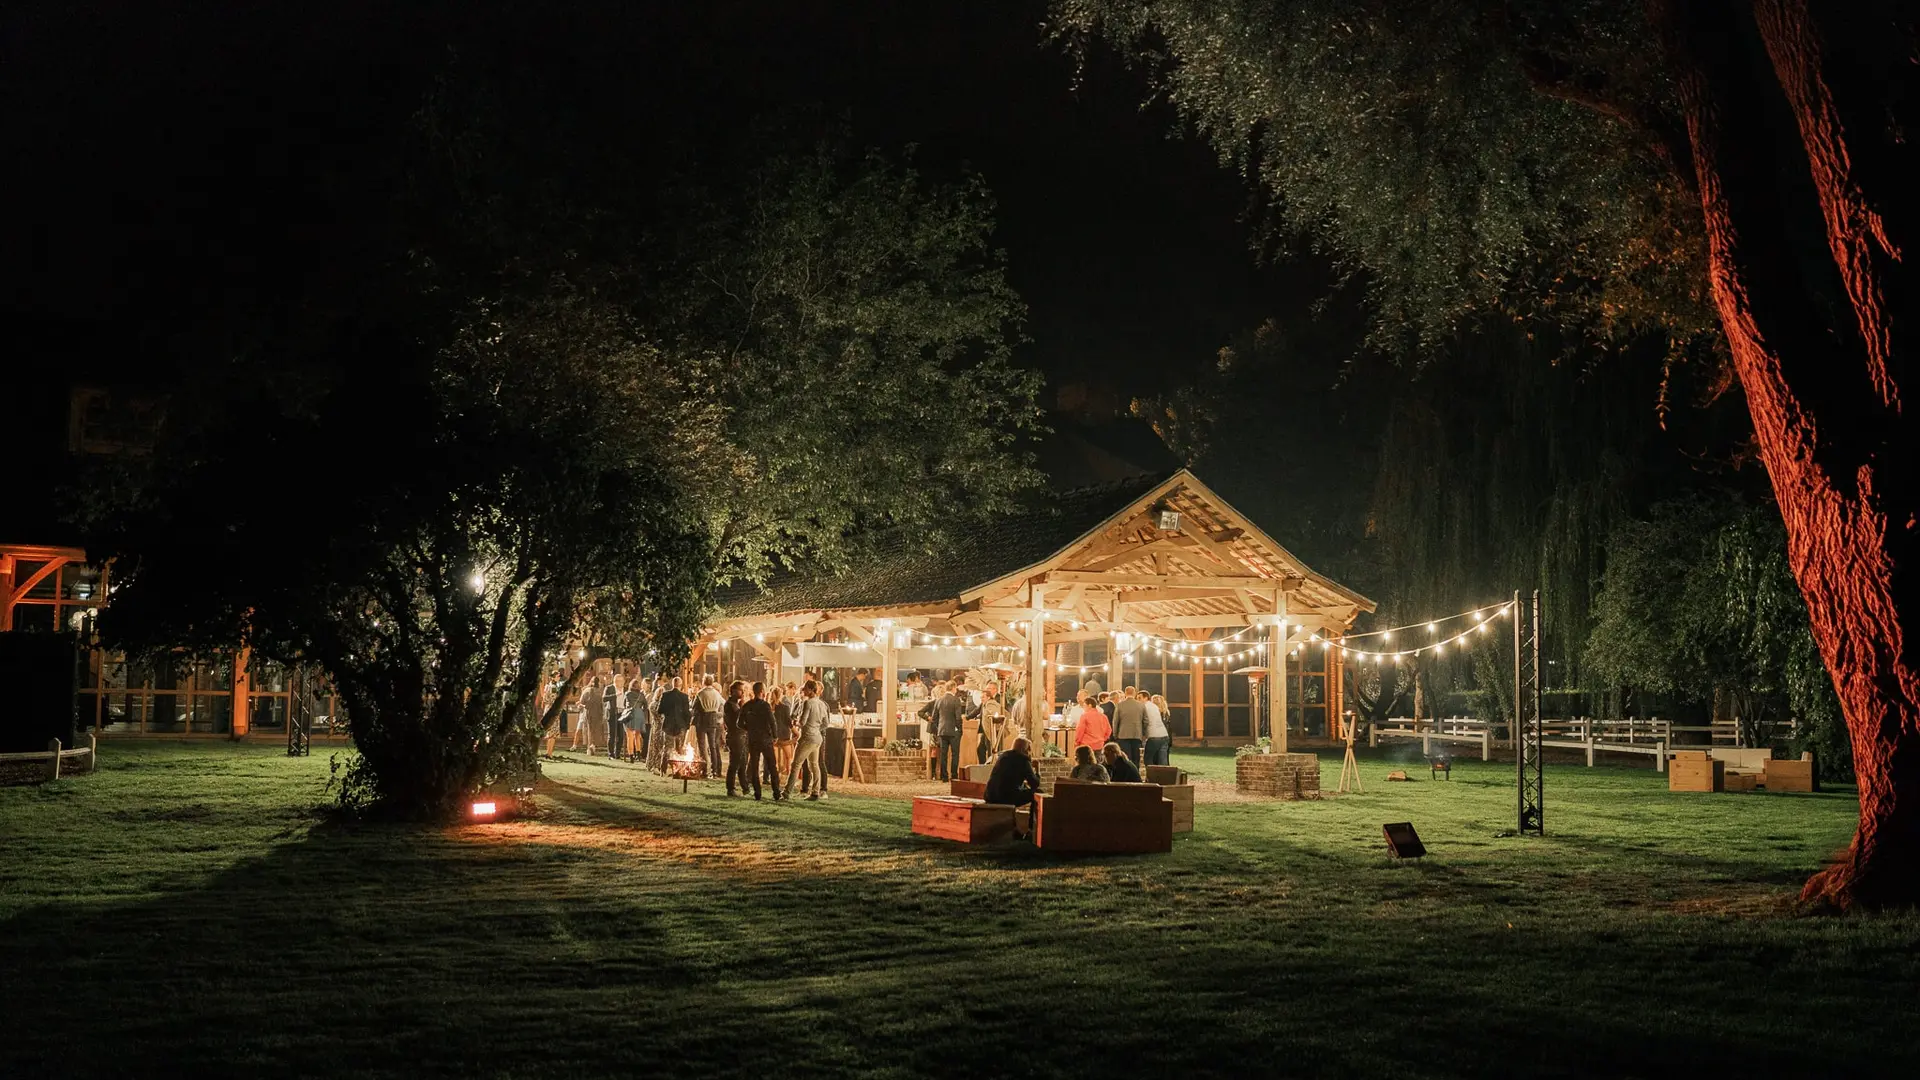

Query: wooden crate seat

[950,778,988,800]
[912,796,1016,844]
[1033,781,1173,853]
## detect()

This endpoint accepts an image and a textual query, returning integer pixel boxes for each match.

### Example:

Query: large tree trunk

[1656,0,1920,908]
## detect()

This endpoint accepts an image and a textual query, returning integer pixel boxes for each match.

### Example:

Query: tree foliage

[1585,494,1848,775]
[87,76,1045,818]
[1051,0,1713,353]
[648,141,1046,584]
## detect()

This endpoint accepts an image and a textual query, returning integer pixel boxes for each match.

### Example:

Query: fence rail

[0,732,99,780]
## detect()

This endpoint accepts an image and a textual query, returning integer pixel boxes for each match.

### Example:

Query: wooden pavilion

[698,470,1374,765]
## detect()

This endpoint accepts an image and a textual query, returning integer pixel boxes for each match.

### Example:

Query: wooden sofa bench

[1033,780,1173,853]
[912,796,1017,844]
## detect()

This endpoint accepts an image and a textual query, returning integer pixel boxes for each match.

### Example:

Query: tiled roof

[712,472,1172,620]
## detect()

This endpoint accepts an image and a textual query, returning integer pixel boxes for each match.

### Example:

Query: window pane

[1203,705,1224,735]
[1227,673,1250,704]
[18,561,56,598]
[8,603,56,632]
[1138,672,1162,696]
[1226,705,1250,737]
[61,564,103,601]
[1166,705,1192,737]
[1164,673,1190,707]
[147,694,186,733]
[250,696,289,732]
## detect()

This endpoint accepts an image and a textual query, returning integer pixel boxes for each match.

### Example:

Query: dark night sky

[4,0,1321,410]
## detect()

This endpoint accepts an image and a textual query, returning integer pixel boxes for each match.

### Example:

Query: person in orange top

[1073,693,1111,755]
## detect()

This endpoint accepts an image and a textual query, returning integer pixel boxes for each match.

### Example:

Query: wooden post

[1267,591,1289,754]
[86,730,98,773]
[232,646,252,738]
[879,626,899,746]
[1188,630,1207,743]
[1026,584,1048,743]
[47,738,61,781]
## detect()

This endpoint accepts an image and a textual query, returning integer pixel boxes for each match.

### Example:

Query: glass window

[1203,705,1224,735]
[1166,705,1192,737]
[1226,706,1250,737]
[17,561,56,598]
[8,603,56,632]
[1227,673,1250,704]
[61,564,102,601]
[1164,672,1190,706]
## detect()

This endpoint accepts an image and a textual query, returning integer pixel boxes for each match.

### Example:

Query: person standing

[1098,691,1116,727]
[740,682,783,801]
[580,674,605,755]
[693,674,726,781]
[1144,693,1172,767]
[658,676,692,768]
[770,685,796,785]
[932,678,968,782]
[846,669,870,715]
[625,677,653,763]
[1073,693,1111,757]
[605,674,627,760]
[565,683,588,752]
[1111,686,1148,770]
[724,680,750,796]
[786,680,831,800]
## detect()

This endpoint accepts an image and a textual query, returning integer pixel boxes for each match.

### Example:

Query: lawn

[3,742,1917,1078]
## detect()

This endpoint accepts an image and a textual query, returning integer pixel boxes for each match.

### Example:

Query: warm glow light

[573,648,586,660]
[471,801,498,819]
[1383,630,1393,641]
[1427,622,1437,633]
[467,571,486,593]
[754,633,764,642]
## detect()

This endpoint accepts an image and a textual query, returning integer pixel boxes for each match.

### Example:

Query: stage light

[471,801,498,820]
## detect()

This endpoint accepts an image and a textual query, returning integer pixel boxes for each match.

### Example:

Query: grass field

[3,741,1917,1078]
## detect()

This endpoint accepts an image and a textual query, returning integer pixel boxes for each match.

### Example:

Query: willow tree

[1056,0,1918,907]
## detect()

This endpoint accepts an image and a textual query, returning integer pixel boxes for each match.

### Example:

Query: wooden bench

[1669,750,1725,792]
[1033,781,1173,853]
[911,796,1016,844]
[950,778,988,800]
[1763,756,1817,793]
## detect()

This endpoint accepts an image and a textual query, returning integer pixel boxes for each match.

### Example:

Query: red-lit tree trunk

[1656,0,1919,908]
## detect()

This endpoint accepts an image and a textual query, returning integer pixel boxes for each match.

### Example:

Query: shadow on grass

[2,765,1915,1078]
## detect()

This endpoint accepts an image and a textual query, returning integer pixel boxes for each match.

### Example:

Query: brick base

[856,749,928,783]
[1034,755,1073,794]
[1235,752,1322,800]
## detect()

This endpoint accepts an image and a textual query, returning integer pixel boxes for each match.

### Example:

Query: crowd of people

[543,667,1175,817]
[547,671,836,801]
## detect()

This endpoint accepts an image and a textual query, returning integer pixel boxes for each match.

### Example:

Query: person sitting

[984,736,1043,809]
[1069,744,1110,783]
[1101,742,1143,784]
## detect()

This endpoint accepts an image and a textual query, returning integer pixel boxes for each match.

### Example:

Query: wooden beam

[1112,586,1242,605]
[1160,614,1255,629]
[1045,570,1282,589]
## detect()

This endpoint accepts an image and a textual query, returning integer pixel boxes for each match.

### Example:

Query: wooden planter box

[1669,751,1724,792]
[912,796,1016,844]
[1234,752,1322,800]
[1159,782,1196,833]
[856,748,928,783]
[1764,757,1817,793]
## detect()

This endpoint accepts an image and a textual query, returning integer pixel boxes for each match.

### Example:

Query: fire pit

[666,746,707,792]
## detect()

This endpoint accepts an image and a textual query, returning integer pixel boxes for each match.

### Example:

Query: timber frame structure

[699,470,1375,757]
